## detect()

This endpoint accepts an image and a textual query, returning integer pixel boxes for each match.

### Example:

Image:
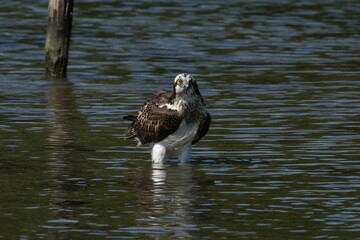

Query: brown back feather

[130,91,182,145]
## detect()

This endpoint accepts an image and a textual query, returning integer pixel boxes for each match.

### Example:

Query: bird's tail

[123,115,137,139]
[123,115,137,122]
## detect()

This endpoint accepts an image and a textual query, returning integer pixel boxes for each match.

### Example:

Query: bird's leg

[178,146,192,163]
[151,143,166,163]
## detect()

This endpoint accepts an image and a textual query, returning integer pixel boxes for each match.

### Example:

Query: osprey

[123,73,211,163]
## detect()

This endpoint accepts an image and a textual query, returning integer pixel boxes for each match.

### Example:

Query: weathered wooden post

[45,0,74,77]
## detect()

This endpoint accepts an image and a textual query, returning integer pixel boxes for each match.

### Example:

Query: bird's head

[173,73,200,96]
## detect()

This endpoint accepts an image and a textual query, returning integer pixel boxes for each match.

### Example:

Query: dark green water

[1,0,360,239]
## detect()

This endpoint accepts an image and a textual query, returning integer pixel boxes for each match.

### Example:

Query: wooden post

[45,0,74,77]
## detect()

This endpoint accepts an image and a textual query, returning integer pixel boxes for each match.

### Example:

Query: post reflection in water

[46,78,84,238]
[146,163,197,238]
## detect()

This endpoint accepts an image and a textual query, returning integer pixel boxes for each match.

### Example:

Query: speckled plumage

[123,73,211,163]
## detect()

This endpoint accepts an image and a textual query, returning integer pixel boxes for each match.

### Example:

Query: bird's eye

[177,79,182,84]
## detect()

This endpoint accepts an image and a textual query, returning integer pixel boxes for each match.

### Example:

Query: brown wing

[133,91,182,145]
[192,112,211,144]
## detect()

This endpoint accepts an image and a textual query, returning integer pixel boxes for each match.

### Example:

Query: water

[1,0,360,239]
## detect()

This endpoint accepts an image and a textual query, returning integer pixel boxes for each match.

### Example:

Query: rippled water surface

[1,0,360,239]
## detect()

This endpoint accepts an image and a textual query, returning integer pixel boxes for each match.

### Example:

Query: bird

[123,73,211,163]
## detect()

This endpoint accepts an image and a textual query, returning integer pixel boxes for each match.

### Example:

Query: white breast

[161,119,198,154]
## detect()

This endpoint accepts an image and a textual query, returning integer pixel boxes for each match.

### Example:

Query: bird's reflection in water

[139,162,198,238]
[151,163,167,186]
